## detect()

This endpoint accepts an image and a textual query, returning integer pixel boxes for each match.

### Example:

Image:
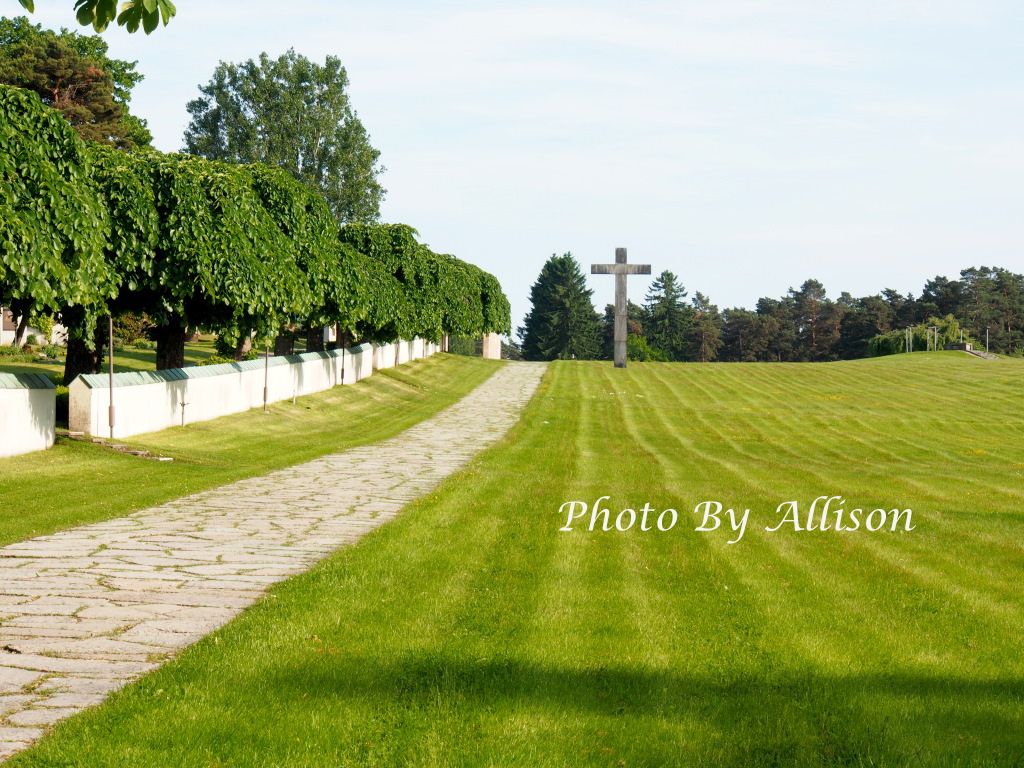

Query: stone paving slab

[0,362,546,761]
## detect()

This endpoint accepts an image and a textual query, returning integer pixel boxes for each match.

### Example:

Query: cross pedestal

[591,248,651,368]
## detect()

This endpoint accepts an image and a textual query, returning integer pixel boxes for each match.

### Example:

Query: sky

[22,0,1024,331]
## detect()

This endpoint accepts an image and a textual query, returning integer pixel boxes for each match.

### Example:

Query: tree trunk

[13,312,30,347]
[63,334,104,385]
[153,320,187,370]
[305,325,325,352]
[61,308,105,385]
[274,323,297,356]
[234,334,252,361]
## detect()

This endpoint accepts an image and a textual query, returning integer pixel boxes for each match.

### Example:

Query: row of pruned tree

[0,85,510,382]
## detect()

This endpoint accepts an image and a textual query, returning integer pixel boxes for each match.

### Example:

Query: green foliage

[338,224,506,343]
[146,153,311,338]
[868,315,971,357]
[644,270,693,360]
[29,312,54,340]
[3,85,511,370]
[199,353,258,366]
[15,0,177,34]
[0,85,112,321]
[691,291,723,362]
[448,335,480,356]
[0,346,34,361]
[55,384,69,424]
[185,49,385,224]
[519,253,602,361]
[249,165,368,334]
[111,312,151,344]
[0,17,150,148]
[626,333,668,361]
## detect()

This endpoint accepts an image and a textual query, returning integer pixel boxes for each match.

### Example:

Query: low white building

[1,307,68,346]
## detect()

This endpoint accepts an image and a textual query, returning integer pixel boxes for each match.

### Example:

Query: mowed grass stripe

[11,354,1024,767]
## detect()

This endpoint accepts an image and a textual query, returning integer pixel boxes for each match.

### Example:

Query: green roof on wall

[75,344,372,390]
[0,373,56,390]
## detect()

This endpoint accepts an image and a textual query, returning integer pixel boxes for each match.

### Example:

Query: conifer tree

[643,270,693,361]
[519,253,602,361]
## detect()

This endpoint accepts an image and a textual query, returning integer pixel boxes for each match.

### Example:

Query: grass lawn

[0,354,500,548]
[10,352,1024,767]
[0,340,222,381]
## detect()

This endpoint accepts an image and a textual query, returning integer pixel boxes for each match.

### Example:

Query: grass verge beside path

[10,353,1024,767]
[0,355,500,548]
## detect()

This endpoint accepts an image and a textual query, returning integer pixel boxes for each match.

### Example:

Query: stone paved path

[0,362,547,761]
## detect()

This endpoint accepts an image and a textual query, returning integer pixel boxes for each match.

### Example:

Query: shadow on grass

[256,653,1024,764]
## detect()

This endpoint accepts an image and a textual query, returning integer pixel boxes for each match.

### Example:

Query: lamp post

[108,315,115,439]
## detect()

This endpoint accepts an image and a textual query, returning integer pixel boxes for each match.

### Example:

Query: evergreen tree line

[519,254,1024,362]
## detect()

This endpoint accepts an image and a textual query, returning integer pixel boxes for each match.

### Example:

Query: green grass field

[0,354,500,548]
[0,340,222,381]
[10,353,1024,767]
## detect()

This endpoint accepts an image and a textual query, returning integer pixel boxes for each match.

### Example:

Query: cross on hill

[591,248,651,368]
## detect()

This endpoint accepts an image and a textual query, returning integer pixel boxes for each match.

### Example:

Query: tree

[0,17,151,148]
[184,49,385,224]
[601,300,645,360]
[0,85,111,355]
[690,292,723,362]
[720,309,779,362]
[16,0,176,35]
[791,279,842,361]
[519,254,602,361]
[643,270,693,361]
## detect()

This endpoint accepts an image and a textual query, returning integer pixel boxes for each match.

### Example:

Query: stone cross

[591,248,651,368]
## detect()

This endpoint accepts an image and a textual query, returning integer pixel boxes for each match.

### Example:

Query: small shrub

[627,334,669,362]
[199,351,260,366]
[55,385,69,426]
[135,339,153,350]
[448,336,480,356]
[199,355,236,366]
[0,345,31,360]
[112,312,152,345]
[25,334,37,346]
[30,314,54,341]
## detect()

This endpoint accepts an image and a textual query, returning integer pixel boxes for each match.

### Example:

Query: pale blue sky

[23,1,1024,329]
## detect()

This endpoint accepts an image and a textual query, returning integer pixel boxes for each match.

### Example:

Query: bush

[43,344,61,359]
[135,339,153,350]
[199,352,259,366]
[55,385,69,426]
[30,314,54,342]
[25,334,37,346]
[627,334,669,362]
[0,346,33,361]
[448,336,480,357]
[112,312,152,345]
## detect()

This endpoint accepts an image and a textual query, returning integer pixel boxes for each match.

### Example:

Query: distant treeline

[518,255,1024,362]
[619,266,1024,362]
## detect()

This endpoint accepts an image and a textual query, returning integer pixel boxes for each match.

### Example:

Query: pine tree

[519,253,602,361]
[643,270,693,361]
[690,291,723,362]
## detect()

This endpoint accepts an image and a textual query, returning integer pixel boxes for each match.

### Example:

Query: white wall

[69,339,438,439]
[0,375,55,458]
[0,308,67,346]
